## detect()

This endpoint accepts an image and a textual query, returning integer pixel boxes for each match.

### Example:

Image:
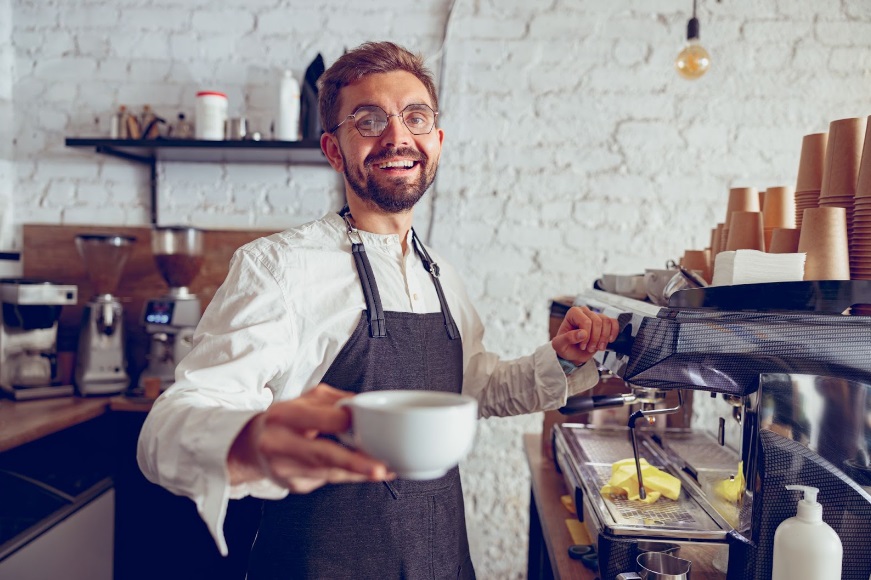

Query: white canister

[195,91,228,140]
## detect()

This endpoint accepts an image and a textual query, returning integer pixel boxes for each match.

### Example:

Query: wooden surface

[22,224,273,379]
[525,432,597,580]
[0,396,109,452]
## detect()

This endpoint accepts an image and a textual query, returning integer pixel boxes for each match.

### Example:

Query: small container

[771,485,842,580]
[195,91,228,141]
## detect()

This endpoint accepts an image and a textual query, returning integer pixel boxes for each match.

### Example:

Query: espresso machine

[553,282,871,580]
[74,234,135,396]
[138,226,203,391]
[0,279,77,400]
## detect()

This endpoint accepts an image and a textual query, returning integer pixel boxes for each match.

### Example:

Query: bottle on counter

[276,70,300,141]
[771,485,842,580]
[170,113,194,139]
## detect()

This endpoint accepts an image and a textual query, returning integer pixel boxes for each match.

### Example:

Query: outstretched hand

[228,384,393,493]
[551,306,620,366]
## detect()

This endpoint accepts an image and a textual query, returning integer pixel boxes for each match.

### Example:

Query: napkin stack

[712,250,806,286]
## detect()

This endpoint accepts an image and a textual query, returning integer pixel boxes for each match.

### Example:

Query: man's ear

[321,133,344,173]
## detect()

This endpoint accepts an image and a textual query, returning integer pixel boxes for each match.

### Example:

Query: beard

[342,146,438,213]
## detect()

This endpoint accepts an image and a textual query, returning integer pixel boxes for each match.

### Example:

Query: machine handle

[608,323,635,357]
[558,393,637,415]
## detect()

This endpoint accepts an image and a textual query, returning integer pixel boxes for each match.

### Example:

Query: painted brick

[192,10,255,34]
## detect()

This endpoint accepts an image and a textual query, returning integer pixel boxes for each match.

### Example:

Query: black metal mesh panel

[622,310,871,396]
[741,430,871,580]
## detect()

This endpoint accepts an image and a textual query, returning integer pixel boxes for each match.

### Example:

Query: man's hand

[228,384,393,493]
[551,306,620,366]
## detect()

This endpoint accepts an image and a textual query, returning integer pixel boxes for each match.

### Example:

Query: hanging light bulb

[675,0,711,80]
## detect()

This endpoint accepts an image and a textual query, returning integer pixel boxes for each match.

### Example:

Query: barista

[137,41,618,579]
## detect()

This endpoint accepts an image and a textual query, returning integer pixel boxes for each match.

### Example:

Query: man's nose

[378,115,412,147]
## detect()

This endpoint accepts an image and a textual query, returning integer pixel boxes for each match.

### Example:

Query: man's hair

[318,41,439,133]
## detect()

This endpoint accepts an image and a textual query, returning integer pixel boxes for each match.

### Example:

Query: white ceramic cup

[338,390,478,480]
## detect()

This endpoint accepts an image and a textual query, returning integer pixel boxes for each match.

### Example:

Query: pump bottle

[771,485,842,580]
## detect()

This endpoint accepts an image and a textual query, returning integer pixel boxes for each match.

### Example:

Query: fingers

[258,426,392,490]
[552,306,620,364]
[265,395,351,435]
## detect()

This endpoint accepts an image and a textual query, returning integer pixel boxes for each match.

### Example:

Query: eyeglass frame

[329,103,439,137]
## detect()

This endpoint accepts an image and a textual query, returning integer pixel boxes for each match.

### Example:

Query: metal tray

[554,424,735,540]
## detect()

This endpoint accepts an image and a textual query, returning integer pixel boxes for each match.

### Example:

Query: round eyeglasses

[330,104,438,137]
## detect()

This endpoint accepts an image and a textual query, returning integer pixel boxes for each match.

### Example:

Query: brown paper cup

[683,249,711,283]
[710,226,721,258]
[856,115,871,198]
[762,186,796,229]
[725,187,760,227]
[798,207,850,280]
[769,228,801,254]
[820,117,866,199]
[796,133,828,193]
[726,211,765,251]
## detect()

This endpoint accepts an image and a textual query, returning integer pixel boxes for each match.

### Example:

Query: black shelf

[65,137,327,165]
[65,137,331,225]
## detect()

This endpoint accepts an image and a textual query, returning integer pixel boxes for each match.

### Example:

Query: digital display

[145,300,175,325]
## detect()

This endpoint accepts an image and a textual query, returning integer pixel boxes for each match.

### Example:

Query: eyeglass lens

[353,104,436,136]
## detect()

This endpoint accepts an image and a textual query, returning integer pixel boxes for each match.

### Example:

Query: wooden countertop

[0,394,154,452]
[525,432,597,580]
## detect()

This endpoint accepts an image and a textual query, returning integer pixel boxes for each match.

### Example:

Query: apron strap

[340,207,387,338]
[411,229,461,340]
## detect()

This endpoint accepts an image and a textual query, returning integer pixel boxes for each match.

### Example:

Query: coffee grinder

[74,234,135,396]
[139,226,204,391]
[0,279,78,400]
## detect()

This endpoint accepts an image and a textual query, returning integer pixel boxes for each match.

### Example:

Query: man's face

[323,71,444,213]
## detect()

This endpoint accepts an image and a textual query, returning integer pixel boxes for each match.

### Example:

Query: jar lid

[196,91,228,99]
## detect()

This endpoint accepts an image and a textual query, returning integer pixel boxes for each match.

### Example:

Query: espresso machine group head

[74,234,135,396]
[554,285,871,580]
[0,279,77,400]
[139,226,204,392]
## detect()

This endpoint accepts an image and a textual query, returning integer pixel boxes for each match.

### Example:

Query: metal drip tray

[554,424,736,540]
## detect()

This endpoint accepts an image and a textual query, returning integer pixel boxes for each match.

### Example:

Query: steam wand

[628,389,684,500]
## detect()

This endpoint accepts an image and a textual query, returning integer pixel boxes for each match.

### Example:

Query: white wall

[9,0,871,577]
[0,0,13,250]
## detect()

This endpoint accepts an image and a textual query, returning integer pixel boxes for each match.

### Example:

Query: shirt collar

[324,211,410,247]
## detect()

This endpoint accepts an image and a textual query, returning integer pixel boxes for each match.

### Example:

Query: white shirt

[137,211,599,555]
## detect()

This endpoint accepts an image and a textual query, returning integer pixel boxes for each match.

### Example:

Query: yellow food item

[713,461,745,504]
[600,458,681,503]
[560,494,577,515]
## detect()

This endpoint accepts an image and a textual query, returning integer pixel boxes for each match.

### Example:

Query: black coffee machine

[554,282,871,580]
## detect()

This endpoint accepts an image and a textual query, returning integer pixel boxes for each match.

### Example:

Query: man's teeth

[377,160,415,169]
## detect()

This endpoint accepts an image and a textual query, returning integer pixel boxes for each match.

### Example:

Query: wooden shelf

[65,137,327,165]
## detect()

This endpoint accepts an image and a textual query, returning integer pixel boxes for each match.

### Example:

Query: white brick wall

[8,0,871,577]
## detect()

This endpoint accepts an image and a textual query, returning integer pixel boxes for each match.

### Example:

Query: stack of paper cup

[798,207,850,280]
[850,116,871,315]
[819,117,866,241]
[723,187,759,251]
[762,186,796,250]
[726,211,765,252]
[795,133,827,228]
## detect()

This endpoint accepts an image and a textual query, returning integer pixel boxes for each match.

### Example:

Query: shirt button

[413,293,419,301]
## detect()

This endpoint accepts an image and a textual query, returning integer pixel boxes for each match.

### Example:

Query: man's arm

[228,383,392,493]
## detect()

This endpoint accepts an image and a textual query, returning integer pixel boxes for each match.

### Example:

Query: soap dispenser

[771,485,842,580]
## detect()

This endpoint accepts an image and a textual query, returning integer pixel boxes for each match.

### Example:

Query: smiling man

[138,41,618,579]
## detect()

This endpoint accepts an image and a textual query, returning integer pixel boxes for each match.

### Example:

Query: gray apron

[247,209,475,580]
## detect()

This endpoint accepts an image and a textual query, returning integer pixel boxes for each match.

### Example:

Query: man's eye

[405,114,427,126]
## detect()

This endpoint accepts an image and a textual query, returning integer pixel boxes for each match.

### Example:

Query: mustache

[365,147,426,167]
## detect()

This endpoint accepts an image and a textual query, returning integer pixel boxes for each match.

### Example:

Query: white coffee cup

[338,390,478,480]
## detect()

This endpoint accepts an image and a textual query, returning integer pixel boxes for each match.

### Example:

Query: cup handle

[335,398,356,447]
